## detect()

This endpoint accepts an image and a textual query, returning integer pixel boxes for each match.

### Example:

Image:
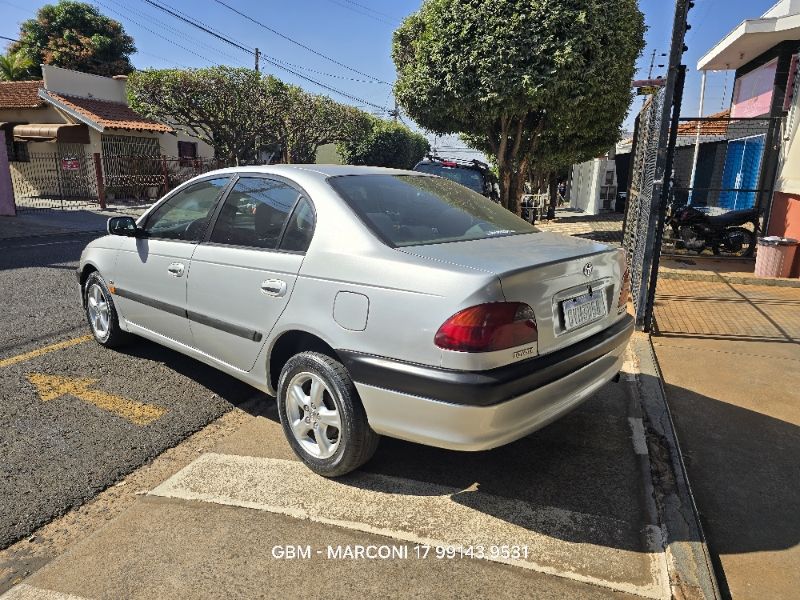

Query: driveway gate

[9,146,100,212]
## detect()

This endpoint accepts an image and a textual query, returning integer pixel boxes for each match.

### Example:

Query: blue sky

[0,0,782,135]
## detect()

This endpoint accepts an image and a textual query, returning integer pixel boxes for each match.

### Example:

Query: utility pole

[392,99,399,123]
[254,47,260,73]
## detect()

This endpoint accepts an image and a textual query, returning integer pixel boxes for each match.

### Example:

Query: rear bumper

[343,315,633,451]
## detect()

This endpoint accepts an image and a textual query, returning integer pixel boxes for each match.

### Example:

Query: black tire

[83,272,130,348]
[277,351,379,477]
[721,227,756,257]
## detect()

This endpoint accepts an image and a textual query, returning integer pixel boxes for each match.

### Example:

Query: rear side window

[280,197,315,252]
[210,177,300,249]
[329,174,536,248]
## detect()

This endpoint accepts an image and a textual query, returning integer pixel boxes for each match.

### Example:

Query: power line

[271,57,389,84]
[211,0,391,84]
[0,35,20,43]
[323,0,399,26]
[142,0,253,54]
[139,0,390,112]
[114,0,243,64]
[97,0,225,66]
[340,0,400,21]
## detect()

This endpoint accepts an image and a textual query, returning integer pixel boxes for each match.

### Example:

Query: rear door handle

[167,262,185,277]
[261,279,287,297]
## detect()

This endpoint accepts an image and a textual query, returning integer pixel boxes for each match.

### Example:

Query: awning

[698,13,800,71]
[12,123,90,144]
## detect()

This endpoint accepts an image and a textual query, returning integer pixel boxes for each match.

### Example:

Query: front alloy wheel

[83,271,129,348]
[87,282,110,340]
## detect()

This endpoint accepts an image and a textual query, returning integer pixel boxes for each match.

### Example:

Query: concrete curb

[659,268,800,288]
[628,333,721,600]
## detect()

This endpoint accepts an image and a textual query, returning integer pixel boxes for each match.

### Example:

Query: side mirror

[107,216,143,237]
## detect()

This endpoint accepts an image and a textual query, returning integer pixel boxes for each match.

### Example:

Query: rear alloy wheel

[277,352,379,477]
[84,272,130,348]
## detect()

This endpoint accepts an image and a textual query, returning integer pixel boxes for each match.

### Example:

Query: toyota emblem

[583,263,594,277]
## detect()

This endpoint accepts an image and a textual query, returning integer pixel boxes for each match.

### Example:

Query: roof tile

[46,92,173,133]
[0,80,45,109]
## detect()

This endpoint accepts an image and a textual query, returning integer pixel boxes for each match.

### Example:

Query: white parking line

[1,584,89,600]
[151,453,668,599]
[628,417,650,455]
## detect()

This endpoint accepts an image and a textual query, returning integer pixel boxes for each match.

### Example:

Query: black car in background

[413,156,499,201]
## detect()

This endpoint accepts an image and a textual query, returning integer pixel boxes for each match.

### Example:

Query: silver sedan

[78,165,633,476]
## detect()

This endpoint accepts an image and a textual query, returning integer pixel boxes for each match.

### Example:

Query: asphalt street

[0,232,259,548]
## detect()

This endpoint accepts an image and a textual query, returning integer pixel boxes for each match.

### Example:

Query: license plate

[562,292,607,331]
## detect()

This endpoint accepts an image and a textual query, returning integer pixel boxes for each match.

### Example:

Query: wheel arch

[78,263,100,307]
[267,329,341,393]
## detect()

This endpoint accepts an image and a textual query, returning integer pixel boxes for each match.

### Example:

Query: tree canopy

[128,67,374,165]
[337,118,430,169]
[129,67,281,164]
[392,0,645,213]
[10,0,136,77]
[268,79,372,164]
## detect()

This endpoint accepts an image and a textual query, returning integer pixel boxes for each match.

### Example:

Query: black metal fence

[10,150,99,212]
[10,151,228,212]
[102,155,228,204]
[622,89,667,325]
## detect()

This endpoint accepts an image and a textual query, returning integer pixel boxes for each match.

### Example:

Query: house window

[178,141,198,166]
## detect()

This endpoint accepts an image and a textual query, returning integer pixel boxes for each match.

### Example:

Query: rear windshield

[328,174,537,247]
[413,162,485,193]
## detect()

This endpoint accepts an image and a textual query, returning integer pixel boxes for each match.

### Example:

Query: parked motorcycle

[666,204,759,257]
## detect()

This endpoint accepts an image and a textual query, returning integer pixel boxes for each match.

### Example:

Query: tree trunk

[546,172,558,220]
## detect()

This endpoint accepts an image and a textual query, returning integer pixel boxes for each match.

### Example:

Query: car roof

[210,164,423,179]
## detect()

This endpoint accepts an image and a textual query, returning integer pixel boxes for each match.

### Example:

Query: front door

[112,177,231,345]
[187,176,315,371]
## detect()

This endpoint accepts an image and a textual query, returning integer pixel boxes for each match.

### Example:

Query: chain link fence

[622,89,667,319]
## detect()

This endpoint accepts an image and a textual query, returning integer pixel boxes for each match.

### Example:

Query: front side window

[144,177,230,241]
[329,174,536,247]
[210,177,300,249]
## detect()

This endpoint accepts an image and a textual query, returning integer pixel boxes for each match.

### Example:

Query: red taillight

[441,161,458,167]
[434,302,538,353]
[618,267,631,310]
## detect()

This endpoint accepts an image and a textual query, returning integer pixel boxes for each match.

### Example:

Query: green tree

[269,79,372,164]
[9,0,135,77]
[337,117,430,169]
[392,0,645,213]
[0,51,36,81]
[128,67,282,163]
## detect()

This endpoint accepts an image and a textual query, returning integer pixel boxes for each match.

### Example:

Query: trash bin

[754,237,799,278]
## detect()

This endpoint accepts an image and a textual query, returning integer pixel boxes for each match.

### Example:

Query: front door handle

[167,262,185,277]
[261,279,287,297]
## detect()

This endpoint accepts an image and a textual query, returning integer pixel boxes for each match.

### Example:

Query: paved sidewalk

[0,206,147,240]
[535,210,624,246]
[652,277,800,599]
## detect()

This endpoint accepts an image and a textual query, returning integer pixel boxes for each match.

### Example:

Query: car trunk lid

[399,232,624,356]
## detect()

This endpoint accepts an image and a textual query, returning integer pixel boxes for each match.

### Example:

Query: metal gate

[9,145,99,212]
[622,88,667,325]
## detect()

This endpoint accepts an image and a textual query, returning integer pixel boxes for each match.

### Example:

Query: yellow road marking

[27,373,167,425]
[0,335,93,369]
